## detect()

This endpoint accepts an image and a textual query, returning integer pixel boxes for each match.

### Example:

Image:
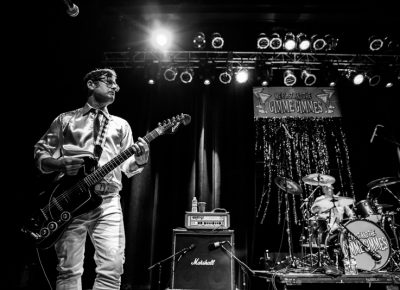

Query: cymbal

[302,173,336,186]
[311,195,354,214]
[367,177,400,190]
[274,177,303,195]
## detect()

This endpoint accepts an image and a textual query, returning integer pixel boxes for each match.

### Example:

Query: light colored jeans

[55,195,125,290]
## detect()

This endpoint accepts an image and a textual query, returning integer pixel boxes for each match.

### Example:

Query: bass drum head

[339,219,391,271]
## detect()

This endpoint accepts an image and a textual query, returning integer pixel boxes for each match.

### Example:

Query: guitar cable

[36,247,54,290]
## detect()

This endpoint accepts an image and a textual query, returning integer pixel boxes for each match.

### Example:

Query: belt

[94,183,119,193]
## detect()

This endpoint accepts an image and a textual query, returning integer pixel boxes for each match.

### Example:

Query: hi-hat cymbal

[367,177,400,190]
[274,177,303,195]
[302,173,336,186]
[311,195,354,214]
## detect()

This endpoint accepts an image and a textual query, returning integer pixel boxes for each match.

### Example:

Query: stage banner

[253,87,341,118]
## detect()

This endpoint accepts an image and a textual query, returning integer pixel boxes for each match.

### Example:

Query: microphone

[177,244,195,262]
[183,244,196,253]
[366,248,382,261]
[63,0,79,17]
[208,241,229,250]
[370,124,383,143]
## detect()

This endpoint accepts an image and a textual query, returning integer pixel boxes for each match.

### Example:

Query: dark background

[7,1,400,289]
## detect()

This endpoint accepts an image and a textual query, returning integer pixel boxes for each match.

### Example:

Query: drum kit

[274,173,400,273]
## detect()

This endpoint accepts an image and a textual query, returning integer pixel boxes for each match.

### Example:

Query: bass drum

[339,219,391,271]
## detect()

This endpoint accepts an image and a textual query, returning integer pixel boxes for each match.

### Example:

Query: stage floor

[253,269,400,289]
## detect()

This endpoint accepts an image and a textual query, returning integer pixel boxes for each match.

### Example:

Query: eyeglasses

[96,78,120,92]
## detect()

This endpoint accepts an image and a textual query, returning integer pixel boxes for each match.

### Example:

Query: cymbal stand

[386,210,400,271]
[300,186,320,267]
[283,188,296,267]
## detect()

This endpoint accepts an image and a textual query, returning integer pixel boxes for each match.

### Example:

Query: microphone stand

[221,243,255,290]
[148,246,193,290]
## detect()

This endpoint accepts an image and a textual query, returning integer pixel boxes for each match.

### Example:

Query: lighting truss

[103,50,400,74]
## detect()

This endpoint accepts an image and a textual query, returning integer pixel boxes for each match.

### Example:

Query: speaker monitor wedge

[171,229,235,290]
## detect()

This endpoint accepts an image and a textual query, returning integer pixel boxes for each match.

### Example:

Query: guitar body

[22,160,102,249]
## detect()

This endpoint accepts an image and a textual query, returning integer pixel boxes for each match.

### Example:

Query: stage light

[193,32,206,49]
[180,68,194,83]
[325,34,339,51]
[270,33,283,50]
[297,33,311,51]
[346,69,365,85]
[256,66,273,87]
[257,33,270,50]
[368,35,384,51]
[163,66,178,81]
[150,28,173,51]
[311,34,327,51]
[211,32,224,49]
[365,71,381,87]
[219,68,233,84]
[301,69,317,86]
[283,32,296,51]
[235,68,249,84]
[283,69,297,86]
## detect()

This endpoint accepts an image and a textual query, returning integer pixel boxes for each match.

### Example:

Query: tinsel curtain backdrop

[254,117,355,226]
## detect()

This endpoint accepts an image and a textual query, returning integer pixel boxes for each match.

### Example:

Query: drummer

[313,184,356,233]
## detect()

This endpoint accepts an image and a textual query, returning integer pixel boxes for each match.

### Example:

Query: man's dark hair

[83,68,117,83]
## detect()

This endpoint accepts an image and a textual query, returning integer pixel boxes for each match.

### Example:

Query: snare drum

[339,219,391,271]
[355,199,382,224]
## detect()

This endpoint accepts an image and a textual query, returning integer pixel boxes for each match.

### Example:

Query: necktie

[93,109,103,159]
[93,109,102,142]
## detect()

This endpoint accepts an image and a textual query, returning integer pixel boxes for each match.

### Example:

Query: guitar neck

[83,127,162,187]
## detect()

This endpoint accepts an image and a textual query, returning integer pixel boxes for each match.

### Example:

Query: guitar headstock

[158,113,191,135]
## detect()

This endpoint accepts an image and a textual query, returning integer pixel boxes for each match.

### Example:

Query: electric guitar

[21,113,191,249]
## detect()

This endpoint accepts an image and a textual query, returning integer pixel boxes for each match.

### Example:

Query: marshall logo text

[190,258,216,266]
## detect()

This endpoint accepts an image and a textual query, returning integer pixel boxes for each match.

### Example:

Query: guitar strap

[93,111,110,161]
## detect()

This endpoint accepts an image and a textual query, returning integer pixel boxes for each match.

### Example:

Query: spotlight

[235,68,249,84]
[368,35,384,51]
[270,33,283,50]
[311,34,327,51]
[297,33,311,51]
[193,32,206,49]
[301,69,317,86]
[256,66,273,86]
[283,32,296,51]
[180,68,194,84]
[219,68,233,84]
[257,33,270,50]
[326,69,339,87]
[163,66,178,82]
[283,69,297,86]
[150,28,173,51]
[211,32,224,49]
[346,69,365,86]
[325,34,339,51]
[365,71,381,87]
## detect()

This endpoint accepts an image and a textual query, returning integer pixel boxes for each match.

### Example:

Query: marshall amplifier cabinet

[171,229,235,290]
